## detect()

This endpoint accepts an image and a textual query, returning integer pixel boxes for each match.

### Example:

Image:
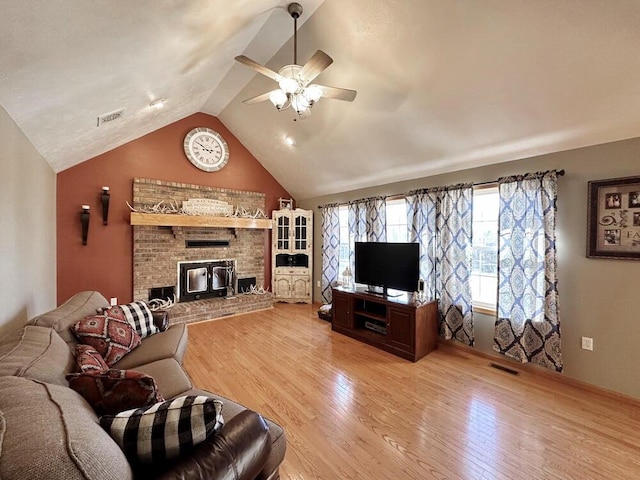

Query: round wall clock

[183,127,229,172]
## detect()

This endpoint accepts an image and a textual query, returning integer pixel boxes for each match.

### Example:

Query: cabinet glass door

[294,215,307,251]
[277,215,290,250]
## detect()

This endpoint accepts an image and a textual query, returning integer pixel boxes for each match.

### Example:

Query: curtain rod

[317,169,565,208]
[474,169,565,187]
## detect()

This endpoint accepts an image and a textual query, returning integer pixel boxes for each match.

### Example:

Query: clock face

[183,127,229,172]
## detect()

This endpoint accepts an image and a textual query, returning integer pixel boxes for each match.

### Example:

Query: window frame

[471,184,499,315]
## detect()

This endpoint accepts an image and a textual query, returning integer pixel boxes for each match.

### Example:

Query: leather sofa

[0,291,286,480]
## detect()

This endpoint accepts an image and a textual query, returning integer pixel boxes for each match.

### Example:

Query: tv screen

[354,242,420,294]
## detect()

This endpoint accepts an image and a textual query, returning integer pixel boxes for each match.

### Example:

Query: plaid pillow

[71,314,141,366]
[67,369,163,416]
[100,396,224,464]
[106,302,158,339]
[75,344,109,374]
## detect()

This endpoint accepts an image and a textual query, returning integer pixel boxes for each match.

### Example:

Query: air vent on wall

[97,108,126,127]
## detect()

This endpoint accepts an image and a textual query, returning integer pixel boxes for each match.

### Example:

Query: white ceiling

[2,0,640,199]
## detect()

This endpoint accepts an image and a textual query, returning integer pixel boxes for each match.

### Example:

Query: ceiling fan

[235,2,357,120]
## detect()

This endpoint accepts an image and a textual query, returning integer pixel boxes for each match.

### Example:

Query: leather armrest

[152,310,169,332]
[153,410,271,480]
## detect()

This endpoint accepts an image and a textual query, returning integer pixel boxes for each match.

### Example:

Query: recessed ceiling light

[150,98,165,109]
[285,136,296,146]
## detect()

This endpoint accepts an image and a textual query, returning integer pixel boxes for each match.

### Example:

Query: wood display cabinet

[331,286,438,362]
[272,208,313,303]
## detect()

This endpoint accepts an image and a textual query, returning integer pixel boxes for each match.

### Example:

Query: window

[385,198,408,242]
[471,186,499,312]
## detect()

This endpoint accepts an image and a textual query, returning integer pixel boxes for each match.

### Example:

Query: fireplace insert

[177,259,236,302]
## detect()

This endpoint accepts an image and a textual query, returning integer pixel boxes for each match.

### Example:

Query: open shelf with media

[331,286,438,362]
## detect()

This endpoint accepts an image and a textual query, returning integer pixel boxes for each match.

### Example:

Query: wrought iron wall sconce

[101,186,110,225]
[81,205,90,245]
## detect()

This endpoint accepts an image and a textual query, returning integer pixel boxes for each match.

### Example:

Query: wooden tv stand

[331,286,438,362]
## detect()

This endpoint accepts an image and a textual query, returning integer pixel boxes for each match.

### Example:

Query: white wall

[299,137,640,399]
[0,105,56,334]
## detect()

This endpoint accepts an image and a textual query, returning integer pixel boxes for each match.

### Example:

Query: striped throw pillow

[107,301,158,339]
[99,396,224,464]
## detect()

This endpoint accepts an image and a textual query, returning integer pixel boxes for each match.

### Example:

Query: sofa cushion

[0,376,133,480]
[67,369,163,416]
[100,395,224,464]
[0,325,74,386]
[106,301,159,339]
[131,358,193,400]
[75,344,109,374]
[113,322,188,370]
[182,388,286,480]
[71,314,141,366]
[29,291,110,346]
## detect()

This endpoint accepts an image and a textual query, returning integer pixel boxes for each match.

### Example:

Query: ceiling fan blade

[235,55,281,81]
[299,50,333,84]
[318,85,357,102]
[242,90,279,105]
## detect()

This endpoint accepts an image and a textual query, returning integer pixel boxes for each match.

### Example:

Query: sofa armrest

[152,310,169,332]
[153,410,271,480]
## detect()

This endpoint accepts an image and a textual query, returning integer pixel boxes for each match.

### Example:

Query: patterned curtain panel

[348,197,387,273]
[406,190,437,299]
[407,185,474,346]
[493,171,563,372]
[320,204,340,304]
[437,185,475,346]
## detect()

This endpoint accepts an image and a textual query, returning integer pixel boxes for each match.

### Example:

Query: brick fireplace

[132,178,273,324]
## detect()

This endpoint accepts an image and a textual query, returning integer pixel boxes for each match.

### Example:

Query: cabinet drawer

[274,267,309,275]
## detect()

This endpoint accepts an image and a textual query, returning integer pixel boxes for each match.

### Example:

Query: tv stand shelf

[331,286,438,362]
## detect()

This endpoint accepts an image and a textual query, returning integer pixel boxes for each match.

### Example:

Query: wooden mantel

[130,212,272,229]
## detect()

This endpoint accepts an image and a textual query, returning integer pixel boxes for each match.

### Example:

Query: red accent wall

[56,113,291,305]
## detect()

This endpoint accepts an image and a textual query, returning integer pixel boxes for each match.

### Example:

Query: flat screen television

[354,242,420,296]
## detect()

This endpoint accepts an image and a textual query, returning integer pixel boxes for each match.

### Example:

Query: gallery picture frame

[587,175,640,260]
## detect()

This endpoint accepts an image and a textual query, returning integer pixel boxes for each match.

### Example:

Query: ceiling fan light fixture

[291,93,310,113]
[269,89,288,109]
[303,85,322,103]
[234,2,356,120]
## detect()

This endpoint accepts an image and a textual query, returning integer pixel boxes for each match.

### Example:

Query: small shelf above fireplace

[130,213,272,229]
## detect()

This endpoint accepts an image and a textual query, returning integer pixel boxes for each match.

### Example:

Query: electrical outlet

[110,297,118,306]
[581,336,593,351]
[316,280,321,288]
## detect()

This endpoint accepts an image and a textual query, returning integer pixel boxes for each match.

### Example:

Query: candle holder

[101,186,110,225]
[81,205,90,245]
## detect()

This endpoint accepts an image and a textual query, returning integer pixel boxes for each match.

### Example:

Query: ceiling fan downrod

[288,2,303,65]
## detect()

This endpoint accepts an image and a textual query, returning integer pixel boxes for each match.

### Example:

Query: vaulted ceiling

[2,0,640,199]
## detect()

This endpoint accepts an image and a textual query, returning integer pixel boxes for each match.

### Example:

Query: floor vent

[490,363,520,375]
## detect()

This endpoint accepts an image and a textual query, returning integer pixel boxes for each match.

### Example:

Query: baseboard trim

[439,339,640,408]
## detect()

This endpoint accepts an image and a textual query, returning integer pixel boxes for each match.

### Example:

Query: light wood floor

[183,303,640,480]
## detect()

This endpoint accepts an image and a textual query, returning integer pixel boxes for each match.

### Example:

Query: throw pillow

[106,301,158,339]
[71,313,141,366]
[67,369,163,416]
[100,396,224,464]
[75,344,109,374]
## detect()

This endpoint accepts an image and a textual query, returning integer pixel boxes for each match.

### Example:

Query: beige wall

[299,137,640,399]
[0,105,56,334]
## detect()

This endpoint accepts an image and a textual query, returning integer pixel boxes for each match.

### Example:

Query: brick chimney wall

[132,178,267,302]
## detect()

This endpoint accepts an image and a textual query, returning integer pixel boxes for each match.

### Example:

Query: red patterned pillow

[66,369,164,416]
[75,344,109,374]
[71,314,141,366]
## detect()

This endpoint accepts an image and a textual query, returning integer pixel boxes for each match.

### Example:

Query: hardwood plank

[183,304,640,480]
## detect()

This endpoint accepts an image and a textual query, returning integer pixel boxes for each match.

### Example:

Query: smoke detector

[97,108,126,127]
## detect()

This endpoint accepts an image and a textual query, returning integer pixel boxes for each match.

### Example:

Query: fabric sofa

[0,291,286,480]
